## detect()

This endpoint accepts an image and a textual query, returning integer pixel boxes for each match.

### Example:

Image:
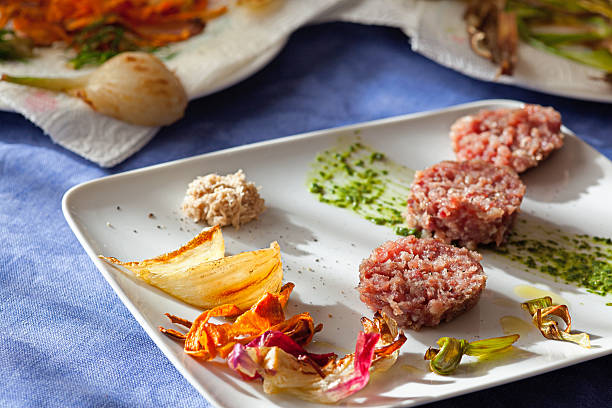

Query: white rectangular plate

[63,100,612,408]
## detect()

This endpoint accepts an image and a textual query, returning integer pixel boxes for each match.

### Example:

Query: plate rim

[62,99,611,408]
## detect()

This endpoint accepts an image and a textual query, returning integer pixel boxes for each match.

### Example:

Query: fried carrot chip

[227,311,406,404]
[160,283,322,360]
[521,296,591,348]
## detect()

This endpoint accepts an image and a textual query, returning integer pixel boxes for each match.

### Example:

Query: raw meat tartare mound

[358,236,486,330]
[450,104,564,173]
[405,160,525,249]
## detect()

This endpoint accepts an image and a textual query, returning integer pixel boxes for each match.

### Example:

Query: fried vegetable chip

[424,334,520,375]
[227,311,406,404]
[101,226,283,310]
[160,283,322,360]
[521,296,590,348]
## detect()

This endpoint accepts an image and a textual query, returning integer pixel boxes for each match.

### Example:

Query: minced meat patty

[358,236,486,330]
[450,104,564,173]
[405,160,525,249]
[182,169,265,228]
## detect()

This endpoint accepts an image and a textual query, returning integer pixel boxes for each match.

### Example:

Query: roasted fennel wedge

[100,226,283,310]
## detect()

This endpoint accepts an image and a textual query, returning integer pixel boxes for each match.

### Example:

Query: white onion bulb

[2,52,188,127]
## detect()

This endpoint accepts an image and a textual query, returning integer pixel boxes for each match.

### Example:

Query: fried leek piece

[160,283,322,360]
[101,226,284,310]
[521,297,591,348]
[227,312,406,404]
[424,334,520,375]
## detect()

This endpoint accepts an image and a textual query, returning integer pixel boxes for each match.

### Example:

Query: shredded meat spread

[182,169,265,228]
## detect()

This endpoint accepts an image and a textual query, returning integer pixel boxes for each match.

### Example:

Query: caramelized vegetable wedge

[425,334,520,375]
[160,283,322,360]
[521,296,591,348]
[227,311,406,404]
[101,227,283,310]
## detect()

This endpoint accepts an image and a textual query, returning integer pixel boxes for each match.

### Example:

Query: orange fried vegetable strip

[0,0,227,47]
[160,283,322,360]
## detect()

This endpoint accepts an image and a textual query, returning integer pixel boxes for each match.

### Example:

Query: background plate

[415,1,612,104]
[63,100,612,408]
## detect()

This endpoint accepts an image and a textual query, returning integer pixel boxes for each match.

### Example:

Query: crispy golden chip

[101,226,283,310]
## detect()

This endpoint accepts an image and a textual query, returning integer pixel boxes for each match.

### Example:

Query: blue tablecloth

[1,22,610,407]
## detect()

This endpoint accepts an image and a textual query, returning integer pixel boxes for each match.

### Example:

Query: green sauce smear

[492,218,612,297]
[307,140,418,236]
[308,140,612,299]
